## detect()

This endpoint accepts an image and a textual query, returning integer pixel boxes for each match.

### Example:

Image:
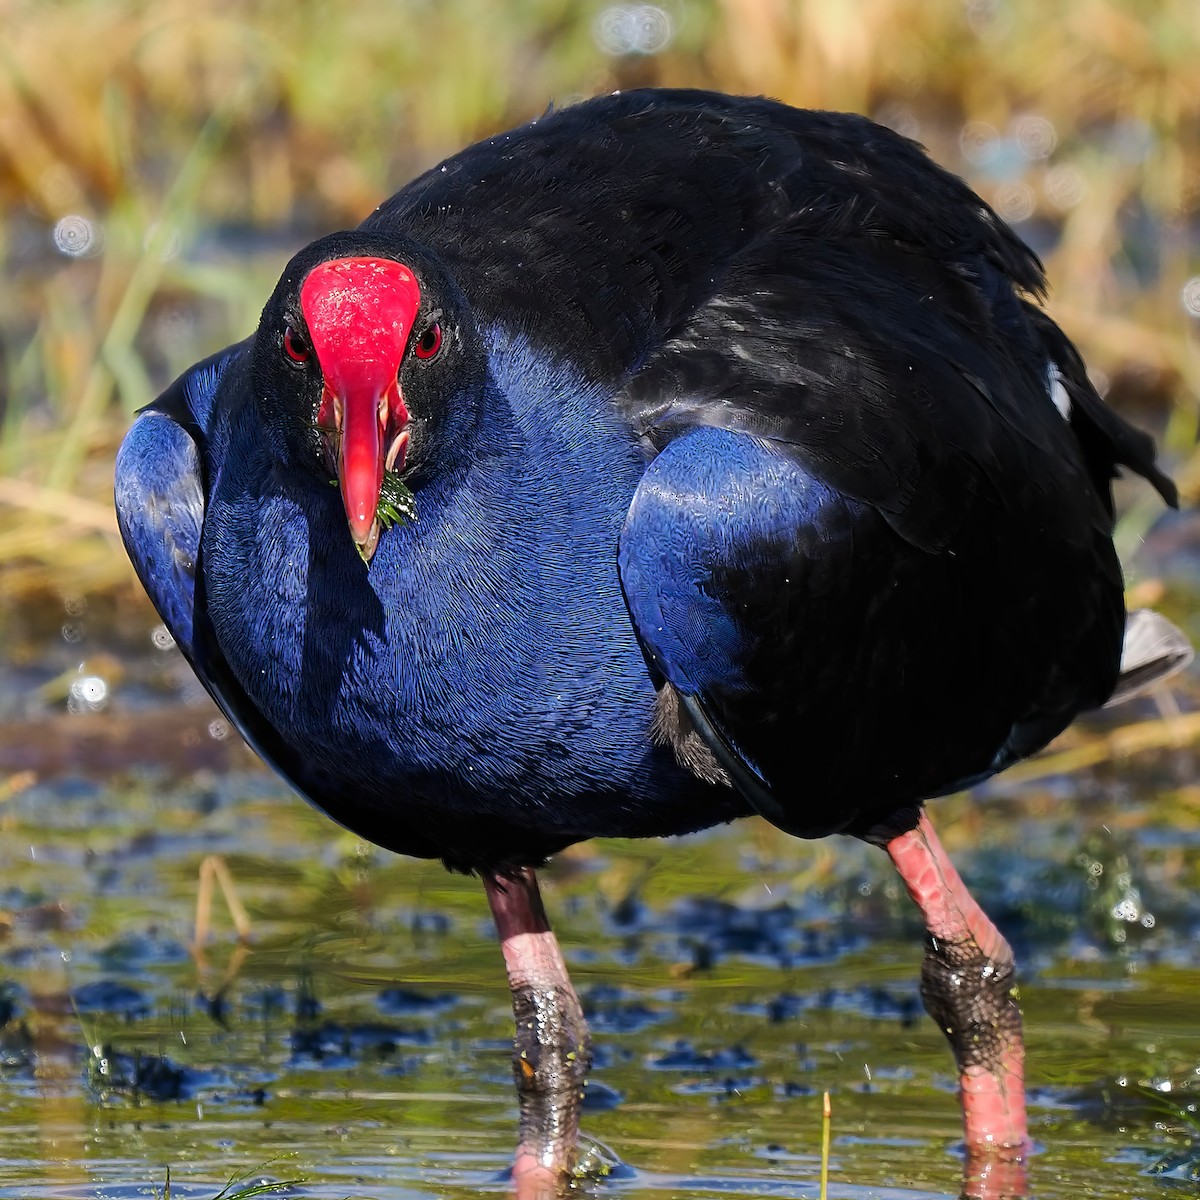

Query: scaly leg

[886,812,1028,1191]
[483,867,592,1195]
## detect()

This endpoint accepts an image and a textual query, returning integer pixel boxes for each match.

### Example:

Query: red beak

[299,257,422,557]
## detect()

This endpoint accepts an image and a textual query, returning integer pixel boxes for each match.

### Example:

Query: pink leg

[483,868,591,1195]
[886,812,1029,1181]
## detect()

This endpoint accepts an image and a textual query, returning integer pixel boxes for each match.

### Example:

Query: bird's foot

[921,932,1026,1153]
[887,813,1029,1159]
[484,868,593,1186]
[509,953,592,1175]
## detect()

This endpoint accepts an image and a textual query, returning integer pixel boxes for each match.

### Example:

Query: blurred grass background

[1,0,1198,604]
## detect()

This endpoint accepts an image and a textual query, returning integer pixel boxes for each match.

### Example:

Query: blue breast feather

[194,332,744,844]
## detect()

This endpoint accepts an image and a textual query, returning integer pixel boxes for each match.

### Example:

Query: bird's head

[254,232,474,561]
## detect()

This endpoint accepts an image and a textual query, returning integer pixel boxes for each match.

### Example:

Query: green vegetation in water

[156,1160,308,1200]
[1144,1081,1200,1181]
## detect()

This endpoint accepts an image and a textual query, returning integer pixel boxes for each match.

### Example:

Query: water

[0,589,1197,1200]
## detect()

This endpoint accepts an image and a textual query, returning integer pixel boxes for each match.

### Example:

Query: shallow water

[0,594,1198,1200]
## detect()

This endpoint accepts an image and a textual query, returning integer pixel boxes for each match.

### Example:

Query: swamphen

[116,89,1188,1188]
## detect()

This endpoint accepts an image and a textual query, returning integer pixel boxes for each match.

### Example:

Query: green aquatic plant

[156,1159,309,1200]
[1143,1079,1200,1182]
[377,469,418,531]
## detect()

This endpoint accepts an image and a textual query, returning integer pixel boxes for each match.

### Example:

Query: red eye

[413,322,443,361]
[283,325,310,365]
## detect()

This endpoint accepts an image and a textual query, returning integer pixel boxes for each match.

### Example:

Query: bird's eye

[413,322,443,361]
[282,325,310,366]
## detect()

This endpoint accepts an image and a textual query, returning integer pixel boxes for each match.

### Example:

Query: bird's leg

[885,812,1028,1166]
[483,867,592,1192]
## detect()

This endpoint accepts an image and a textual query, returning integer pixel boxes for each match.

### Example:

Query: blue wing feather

[115,411,205,655]
[620,427,834,697]
[114,344,242,655]
[618,426,845,825]
[617,424,1118,839]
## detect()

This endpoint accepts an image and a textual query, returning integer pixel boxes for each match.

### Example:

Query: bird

[115,88,1188,1193]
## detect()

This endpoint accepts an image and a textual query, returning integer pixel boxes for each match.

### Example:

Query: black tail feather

[1024,304,1178,512]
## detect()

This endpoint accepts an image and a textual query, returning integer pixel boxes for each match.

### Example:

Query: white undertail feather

[1044,360,1071,421]
[1105,608,1194,707]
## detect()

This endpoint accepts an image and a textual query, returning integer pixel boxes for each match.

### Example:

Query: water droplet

[995,181,1035,223]
[963,123,1010,172]
[208,718,230,741]
[594,4,673,56]
[1111,898,1139,922]
[52,214,103,258]
[151,624,176,651]
[1181,276,1200,318]
[1043,164,1087,210]
[69,674,109,712]
[1014,114,1057,160]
